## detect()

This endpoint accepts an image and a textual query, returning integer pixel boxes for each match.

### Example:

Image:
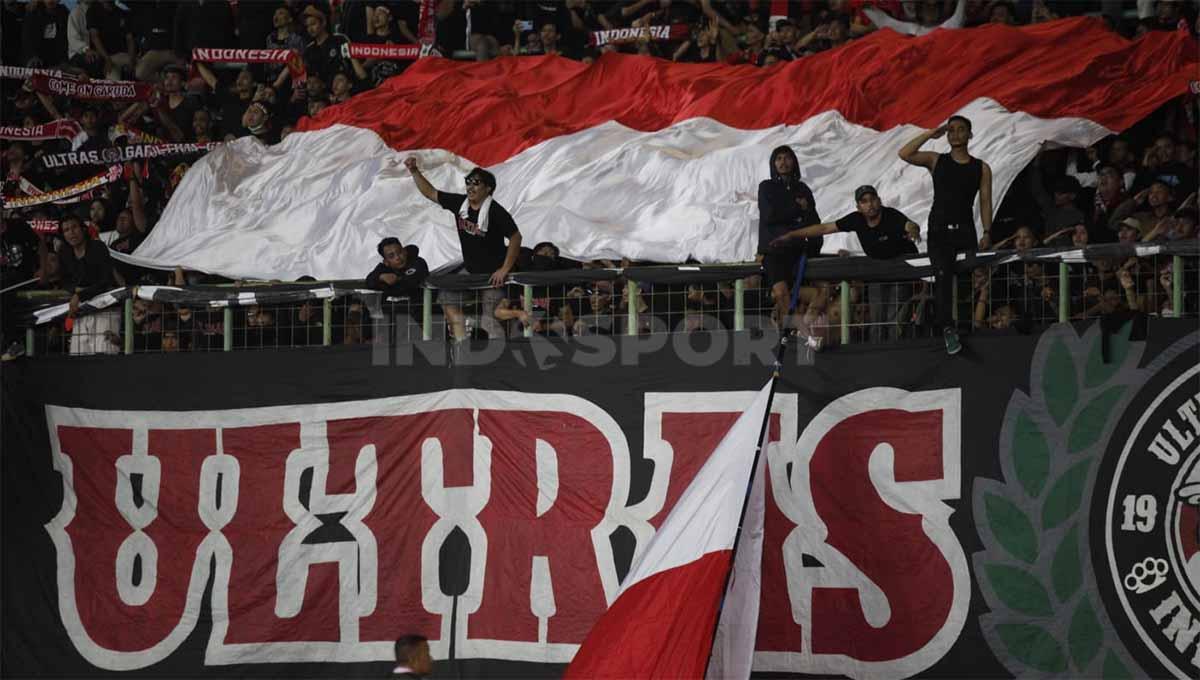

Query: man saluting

[899,115,993,355]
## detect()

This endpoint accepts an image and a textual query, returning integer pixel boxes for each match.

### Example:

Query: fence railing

[12,241,1198,357]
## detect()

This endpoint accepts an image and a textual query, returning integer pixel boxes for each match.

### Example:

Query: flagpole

[705,254,807,673]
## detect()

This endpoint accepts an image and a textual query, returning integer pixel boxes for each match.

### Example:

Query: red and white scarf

[3,165,122,209]
[417,0,437,55]
[190,48,306,80]
[345,43,420,60]
[0,65,74,80]
[29,73,156,102]
[589,24,687,47]
[0,119,82,143]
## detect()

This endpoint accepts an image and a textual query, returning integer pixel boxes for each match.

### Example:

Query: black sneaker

[1,341,25,362]
[943,327,962,355]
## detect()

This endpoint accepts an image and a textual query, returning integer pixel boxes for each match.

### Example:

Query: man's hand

[930,124,947,139]
[979,232,992,249]
[1133,187,1151,204]
[379,272,399,285]
[1148,217,1174,237]
[904,221,922,243]
[403,156,418,172]
[104,331,121,347]
[1118,269,1134,290]
[67,293,80,318]
[489,267,510,287]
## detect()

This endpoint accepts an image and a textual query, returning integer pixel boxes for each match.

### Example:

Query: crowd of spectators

[0,0,1197,356]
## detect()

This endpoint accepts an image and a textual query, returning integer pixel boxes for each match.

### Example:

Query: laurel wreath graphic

[972,322,1145,678]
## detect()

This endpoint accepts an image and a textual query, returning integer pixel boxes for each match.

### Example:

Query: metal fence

[14,246,1199,357]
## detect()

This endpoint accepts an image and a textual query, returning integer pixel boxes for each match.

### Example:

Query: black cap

[161,63,187,77]
[854,185,878,202]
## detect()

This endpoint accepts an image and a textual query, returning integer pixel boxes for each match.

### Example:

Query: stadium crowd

[0,0,1197,356]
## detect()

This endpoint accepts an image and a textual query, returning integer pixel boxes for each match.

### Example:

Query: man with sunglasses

[404,157,522,341]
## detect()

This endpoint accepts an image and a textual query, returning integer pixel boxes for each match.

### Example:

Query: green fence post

[25,327,34,357]
[1173,255,1183,317]
[323,298,332,346]
[627,280,638,336]
[840,280,850,345]
[124,297,134,355]
[422,288,433,341]
[223,307,233,352]
[523,284,533,338]
[1058,261,1069,323]
[734,278,745,331]
[951,273,959,323]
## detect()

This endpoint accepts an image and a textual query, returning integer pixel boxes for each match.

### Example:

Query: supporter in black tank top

[899,115,993,355]
[930,152,983,246]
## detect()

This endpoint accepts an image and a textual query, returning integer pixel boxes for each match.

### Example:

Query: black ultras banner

[3,321,1199,679]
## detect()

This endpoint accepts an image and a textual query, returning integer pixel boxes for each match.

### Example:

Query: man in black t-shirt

[404,158,523,341]
[771,185,920,343]
[769,185,919,260]
[301,5,353,85]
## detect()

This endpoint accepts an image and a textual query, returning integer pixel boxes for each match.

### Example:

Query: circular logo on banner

[1103,357,1200,680]
[974,324,1200,680]
[101,147,121,164]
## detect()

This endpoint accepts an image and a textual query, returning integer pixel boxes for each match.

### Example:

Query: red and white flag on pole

[565,381,773,679]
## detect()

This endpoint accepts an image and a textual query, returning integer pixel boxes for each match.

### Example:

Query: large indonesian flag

[130,18,1196,280]
[564,380,772,679]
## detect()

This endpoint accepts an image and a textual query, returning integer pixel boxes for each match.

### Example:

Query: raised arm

[195,62,219,91]
[403,157,438,202]
[771,221,838,247]
[35,90,63,120]
[1042,225,1076,244]
[898,126,945,170]
[672,39,693,61]
[128,166,148,232]
[350,56,368,81]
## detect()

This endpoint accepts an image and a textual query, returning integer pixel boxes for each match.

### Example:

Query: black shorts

[762,242,817,286]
